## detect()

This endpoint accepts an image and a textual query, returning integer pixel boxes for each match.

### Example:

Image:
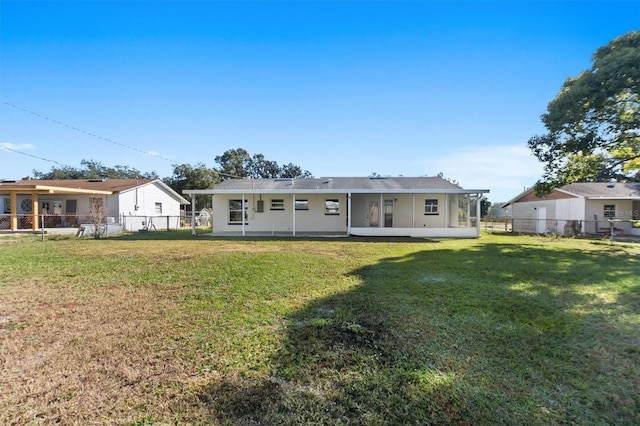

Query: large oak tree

[528,30,640,194]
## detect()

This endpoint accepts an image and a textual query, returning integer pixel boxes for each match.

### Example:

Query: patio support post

[412,194,415,228]
[32,197,39,231]
[191,195,196,236]
[476,194,481,236]
[10,192,17,231]
[466,196,471,227]
[444,193,449,228]
[292,193,296,236]
[379,193,383,228]
[347,193,352,235]
[242,193,245,236]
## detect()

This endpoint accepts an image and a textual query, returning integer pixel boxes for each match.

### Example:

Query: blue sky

[1,1,639,202]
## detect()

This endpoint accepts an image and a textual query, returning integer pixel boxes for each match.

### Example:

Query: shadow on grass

[197,243,639,425]
[111,229,441,244]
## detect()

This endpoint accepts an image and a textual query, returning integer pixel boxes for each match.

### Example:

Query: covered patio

[0,181,111,232]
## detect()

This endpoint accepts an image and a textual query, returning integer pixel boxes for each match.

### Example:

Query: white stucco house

[503,181,640,236]
[0,178,189,233]
[183,176,489,238]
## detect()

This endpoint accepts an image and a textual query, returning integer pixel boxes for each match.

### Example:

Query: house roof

[559,182,640,199]
[183,176,489,195]
[504,181,640,206]
[0,178,189,204]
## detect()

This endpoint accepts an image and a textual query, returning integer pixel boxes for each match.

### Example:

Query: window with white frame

[325,199,339,215]
[229,199,248,224]
[270,199,285,210]
[424,199,439,215]
[604,204,616,218]
[155,202,163,214]
[295,199,309,210]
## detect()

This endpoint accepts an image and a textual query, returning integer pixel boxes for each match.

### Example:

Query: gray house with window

[183,176,489,238]
[503,181,640,236]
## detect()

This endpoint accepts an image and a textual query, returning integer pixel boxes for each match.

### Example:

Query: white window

[295,199,309,210]
[425,199,439,215]
[270,199,285,210]
[604,204,615,218]
[155,202,163,214]
[229,199,248,224]
[325,199,339,215]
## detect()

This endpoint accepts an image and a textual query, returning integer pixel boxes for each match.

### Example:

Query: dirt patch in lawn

[0,281,209,425]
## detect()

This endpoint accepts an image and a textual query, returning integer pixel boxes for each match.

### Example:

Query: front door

[368,202,379,227]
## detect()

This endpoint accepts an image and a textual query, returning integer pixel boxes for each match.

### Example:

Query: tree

[214,148,252,180]
[163,163,219,209]
[279,162,312,179]
[480,197,491,218]
[528,30,640,194]
[87,197,106,239]
[248,154,281,178]
[32,159,158,180]
[215,148,312,179]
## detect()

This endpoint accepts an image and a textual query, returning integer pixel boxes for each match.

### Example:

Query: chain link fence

[0,213,196,234]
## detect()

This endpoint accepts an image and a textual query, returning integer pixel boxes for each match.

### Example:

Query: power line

[1,145,71,168]
[2,102,244,179]
[4,101,175,162]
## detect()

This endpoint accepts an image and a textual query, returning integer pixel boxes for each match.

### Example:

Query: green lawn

[1,232,638,425]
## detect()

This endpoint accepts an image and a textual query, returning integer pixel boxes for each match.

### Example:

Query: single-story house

[0,178,189,233]
[183,176,489,238]
[503,181,640,236]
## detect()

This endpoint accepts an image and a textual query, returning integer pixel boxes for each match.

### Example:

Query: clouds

[418,144,543,202]
[0,142,35,151]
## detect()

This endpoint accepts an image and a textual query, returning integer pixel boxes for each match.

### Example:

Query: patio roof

[183,176,489,195]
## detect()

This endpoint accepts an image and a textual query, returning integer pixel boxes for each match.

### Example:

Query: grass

[0,231,639,425]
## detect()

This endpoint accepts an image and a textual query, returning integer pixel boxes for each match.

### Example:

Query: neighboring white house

[503,181,640,236]
[0,178,189,232]
[183,176,489,238]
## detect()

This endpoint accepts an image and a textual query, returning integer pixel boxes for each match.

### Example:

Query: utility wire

[4,101,175,162]
[1,145,71,168]
[3,102,242,179]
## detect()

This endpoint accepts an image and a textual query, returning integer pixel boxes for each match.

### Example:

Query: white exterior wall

[511,200,557,234]
[118,183,184,231]
[210,192,480,237]
[212,193,348,234]
[553,198,585,235]
[585,199,635,234]
[119,183,183,216]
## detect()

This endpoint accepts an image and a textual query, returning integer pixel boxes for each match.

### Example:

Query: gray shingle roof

[208,176,486,193]
[560,182,640,198]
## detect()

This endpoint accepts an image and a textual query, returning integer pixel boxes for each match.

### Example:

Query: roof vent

[324,178,333,184]
[88,178,106,182]
[1,180,17,183]
[607,178,616,188]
